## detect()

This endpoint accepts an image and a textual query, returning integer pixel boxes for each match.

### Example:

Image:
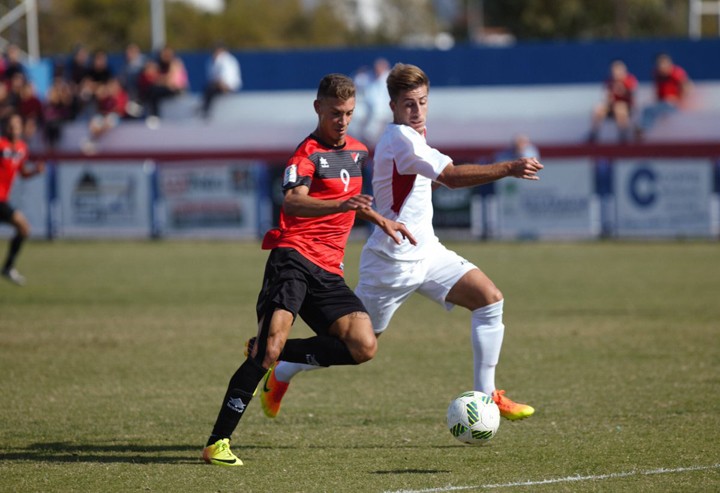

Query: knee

[487,287,503,306]
[17,224,30,238]
[349,333,377,364]
[261,337,284,369]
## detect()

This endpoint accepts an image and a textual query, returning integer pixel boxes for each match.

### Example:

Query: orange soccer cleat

[492,389,535,421]
[260,364,289,418]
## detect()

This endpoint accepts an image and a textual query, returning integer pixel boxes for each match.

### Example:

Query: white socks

[470,300,505,395]
[274,300,505,394]
[273,361,320,383]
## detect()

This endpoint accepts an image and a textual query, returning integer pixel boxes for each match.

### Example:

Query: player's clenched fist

[509,157,543,180]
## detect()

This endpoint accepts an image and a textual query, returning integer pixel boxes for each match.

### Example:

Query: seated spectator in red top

[588,59,637,143]
[17,80,43,142]
[141,46,188,120]
[635,53,691,139]
[82,78,128,154]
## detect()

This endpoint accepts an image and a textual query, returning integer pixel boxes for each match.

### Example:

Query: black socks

[208,357,267,445]
[281,336,357,367]
[3,234,24,272]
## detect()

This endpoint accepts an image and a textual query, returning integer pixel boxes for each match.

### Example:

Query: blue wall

[105,38,719,93]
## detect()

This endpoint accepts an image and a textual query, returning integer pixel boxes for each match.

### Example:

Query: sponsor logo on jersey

[319,157,330,168]
[283,164,297,186]
[351,152,359,164]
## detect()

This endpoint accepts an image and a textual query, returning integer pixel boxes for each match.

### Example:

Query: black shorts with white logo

[256,247,367,336]
[0,202,15,223]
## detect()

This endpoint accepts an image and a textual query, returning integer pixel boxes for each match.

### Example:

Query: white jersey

[365,123,452,260]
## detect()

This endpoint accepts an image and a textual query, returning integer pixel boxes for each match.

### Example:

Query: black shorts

[256,247,367,336]
[0,202,15,223]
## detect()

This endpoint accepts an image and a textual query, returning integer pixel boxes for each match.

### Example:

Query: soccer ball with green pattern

[447,391,500,445]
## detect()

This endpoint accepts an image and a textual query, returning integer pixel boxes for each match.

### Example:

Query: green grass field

[1,240,718,492]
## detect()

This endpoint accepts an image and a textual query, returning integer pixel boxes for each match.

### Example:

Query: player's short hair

[316,73,355,101]
[386,63,430,102]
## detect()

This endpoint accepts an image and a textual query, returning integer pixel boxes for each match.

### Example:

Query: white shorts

[355,242,477,334]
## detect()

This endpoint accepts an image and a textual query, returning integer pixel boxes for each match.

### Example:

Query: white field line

[384,463,720,493]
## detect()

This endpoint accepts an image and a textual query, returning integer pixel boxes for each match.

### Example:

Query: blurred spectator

[1,44,26,83]
[43,78,75,150]
[17,80,43,142]
[118,43,146,117]
[82,78,128,154]
[352,65,371,120]
[495,134,540,161]
[355,57,391,145]
[66,45,90,88]
[65,45,96,119]
[0,83,15,123]
[87,50,113,86]
[201,44,241,119]
[141,46,188,121]
[588,59,637,144]
[635,53,692,140]
[353,58,392,146]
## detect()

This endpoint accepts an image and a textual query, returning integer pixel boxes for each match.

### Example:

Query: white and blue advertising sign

[614,159,714,238]
[495,159,597,239]
[158,162,258,238]
[0,171,48,239]
[57,162,152,237]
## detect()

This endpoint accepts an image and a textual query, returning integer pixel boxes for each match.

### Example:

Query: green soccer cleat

[260,364,289,418]
[492,389,535,421]
[202,438,243,467]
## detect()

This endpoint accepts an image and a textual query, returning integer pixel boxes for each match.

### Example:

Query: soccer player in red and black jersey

[0,114,44,286]
[202,73,416,466]
[588,59,638,143]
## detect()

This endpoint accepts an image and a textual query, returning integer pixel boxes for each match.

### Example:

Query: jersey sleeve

[282,156,314,191]
[393,125,452,180]
[675,66,689,83]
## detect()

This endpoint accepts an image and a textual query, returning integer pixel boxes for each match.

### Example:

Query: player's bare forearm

[357,208,417,245]
[436,158,543,189]
[283,187,374,217]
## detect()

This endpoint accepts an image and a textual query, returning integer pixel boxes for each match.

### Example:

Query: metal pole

[150,0,166,51]
[467,0,484,43]
[25,0,39,61]
[689,0,701,39]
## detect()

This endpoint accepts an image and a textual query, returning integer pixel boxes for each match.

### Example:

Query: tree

[481,0,688,41]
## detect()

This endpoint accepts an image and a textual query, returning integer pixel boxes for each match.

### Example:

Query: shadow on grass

[1,441,464,465]
[372,469,451,475]
[0,441,287,465]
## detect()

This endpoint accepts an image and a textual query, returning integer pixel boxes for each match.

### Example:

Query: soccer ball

[447,391,500,445]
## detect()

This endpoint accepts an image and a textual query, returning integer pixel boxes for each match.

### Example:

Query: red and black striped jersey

[262,134,369,276]
[0,137,28,202]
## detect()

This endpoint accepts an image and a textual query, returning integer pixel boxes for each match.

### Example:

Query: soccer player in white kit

[262,63,543,420]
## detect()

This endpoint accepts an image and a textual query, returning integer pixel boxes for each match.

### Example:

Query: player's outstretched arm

[436,158,543,189]
[356,208,417,246]
[283,185,374,217]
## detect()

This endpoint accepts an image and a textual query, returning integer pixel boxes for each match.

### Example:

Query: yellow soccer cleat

[492,389,535,421]
[202,438,243,467]
[260,364,289,418]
